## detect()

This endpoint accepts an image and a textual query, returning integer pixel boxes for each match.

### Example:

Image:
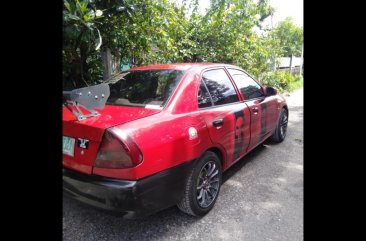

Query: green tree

[63,0,300,89]
[63,0,191,88]
[271,17,303,57]
[63,0,104,88]
[180,0,274,78]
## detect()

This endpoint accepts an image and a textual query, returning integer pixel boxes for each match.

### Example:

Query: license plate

[63,136,75,156]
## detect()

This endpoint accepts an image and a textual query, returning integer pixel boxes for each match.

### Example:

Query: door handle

[252,107,259,114]
[213,119,224,127]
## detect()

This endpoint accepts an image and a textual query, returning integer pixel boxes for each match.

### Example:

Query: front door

[226,68,276,151]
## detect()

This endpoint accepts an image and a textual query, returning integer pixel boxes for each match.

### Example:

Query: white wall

[278,57,302,68]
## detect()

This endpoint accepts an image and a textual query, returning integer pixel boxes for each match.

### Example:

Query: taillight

[94,128,143,169]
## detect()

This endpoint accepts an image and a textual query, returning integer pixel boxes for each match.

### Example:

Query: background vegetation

[63,0,303,92]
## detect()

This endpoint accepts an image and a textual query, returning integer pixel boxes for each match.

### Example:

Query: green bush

[261,71,302,92]
[288,75,303,92]
[293,74,303,83]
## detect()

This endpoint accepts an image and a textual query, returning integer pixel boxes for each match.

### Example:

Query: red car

[63,63,288,218]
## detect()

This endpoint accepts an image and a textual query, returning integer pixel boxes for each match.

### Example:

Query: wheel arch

[278,104,289,123]
[204,147,225,170]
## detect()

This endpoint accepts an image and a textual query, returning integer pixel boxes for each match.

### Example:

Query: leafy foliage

[270,17,303,57]
[63,0,105,89]
[63,0,303,90]
[261,71,302,92]
[288,75,303,92]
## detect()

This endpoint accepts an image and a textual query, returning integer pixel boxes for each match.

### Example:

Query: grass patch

[288,77,303,92]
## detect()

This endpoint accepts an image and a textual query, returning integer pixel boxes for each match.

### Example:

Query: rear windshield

[106,69,184,108]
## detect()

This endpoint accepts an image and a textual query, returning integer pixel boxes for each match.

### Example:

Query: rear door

[227,68,277,151]
[198,68,251,169]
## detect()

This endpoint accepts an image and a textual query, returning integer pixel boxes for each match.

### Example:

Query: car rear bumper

[63,160,195,219]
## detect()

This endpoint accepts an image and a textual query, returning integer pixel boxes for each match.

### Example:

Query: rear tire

[271,108,288,142]
[177,151,222,216]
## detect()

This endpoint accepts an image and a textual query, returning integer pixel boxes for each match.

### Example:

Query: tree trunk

[80,44,90,87]
[101,48,121,80]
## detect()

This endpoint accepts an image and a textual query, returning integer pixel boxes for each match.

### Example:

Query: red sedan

[63,63,288,218]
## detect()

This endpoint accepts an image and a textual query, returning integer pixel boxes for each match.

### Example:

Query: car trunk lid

[62,105,160,174]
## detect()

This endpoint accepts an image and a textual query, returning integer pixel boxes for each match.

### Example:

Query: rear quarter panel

[95,111,214,180]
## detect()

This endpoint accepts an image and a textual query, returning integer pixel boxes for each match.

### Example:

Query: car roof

[129,63,239,72]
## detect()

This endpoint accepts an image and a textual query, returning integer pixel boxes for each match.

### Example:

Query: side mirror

[265,86,277,96]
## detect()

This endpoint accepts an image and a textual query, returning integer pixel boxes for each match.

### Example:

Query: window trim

[198,101,245,110]
[226,67,266,101]
[198,67,241,109]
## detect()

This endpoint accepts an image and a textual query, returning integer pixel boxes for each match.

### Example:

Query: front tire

[271,108,288,142]
[177,151,222,216]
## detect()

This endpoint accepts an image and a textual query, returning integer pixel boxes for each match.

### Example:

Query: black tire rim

[196,161,220,208]
[280,112,288,139]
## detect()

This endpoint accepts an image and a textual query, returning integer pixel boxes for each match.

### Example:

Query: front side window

[201,69,239,106]
[106,69,184,107]
[228,69,264,100]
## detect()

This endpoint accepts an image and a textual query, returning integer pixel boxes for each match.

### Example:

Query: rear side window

[198,82,213,108]
[201,69,239,106]
[228,69,264,100]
